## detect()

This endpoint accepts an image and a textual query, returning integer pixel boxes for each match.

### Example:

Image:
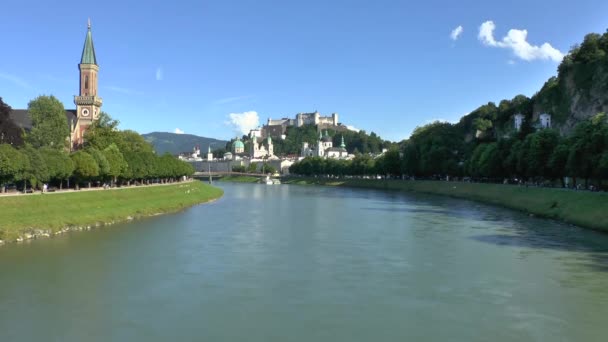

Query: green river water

[1,182,607,341]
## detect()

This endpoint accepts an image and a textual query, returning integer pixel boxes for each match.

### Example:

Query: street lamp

[208,142,215,184]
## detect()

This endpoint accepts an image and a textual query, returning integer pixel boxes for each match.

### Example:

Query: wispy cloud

[0,72,30,88]
[225,111,260,135]
[105,85,144,95]
[215,95,253,105]
[155,67,163,81]
[450,25,463,41]
[174,128,184,134]
[478,21,564,62]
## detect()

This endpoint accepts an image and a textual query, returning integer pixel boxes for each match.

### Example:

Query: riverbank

[281,177,608,232]
[0,181,223,244]
[216,175,261,183]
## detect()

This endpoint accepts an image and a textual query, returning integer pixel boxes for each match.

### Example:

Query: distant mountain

[142,132,228,155]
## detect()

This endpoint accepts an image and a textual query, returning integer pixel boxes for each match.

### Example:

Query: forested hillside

[460,30,608,139]
[142,132,227,155]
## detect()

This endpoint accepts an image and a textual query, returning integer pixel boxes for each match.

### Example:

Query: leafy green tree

[566,114,607,185]
[261,163,277,174]
[103,144,127,185]
[83,112,121,150]
[0,97,24,146]
[86,148,110,182]
[71,151,99,189]
[0,144,25,192]
[40,147,74,189]
[248,162,258,173]
[116,130,155,154]
[22,145,50,190]
[376,149,402,176]
[549,142,571,186]
[25,95,69,149]
[527,129,560,178]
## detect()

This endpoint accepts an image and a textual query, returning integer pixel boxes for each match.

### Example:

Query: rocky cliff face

[533,31,608,136]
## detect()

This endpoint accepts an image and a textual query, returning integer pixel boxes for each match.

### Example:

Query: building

[9,20,102,149]
[251,135,274,159]
[514,113,525,131]
[301,131,349,159]
[233,137,245,154]
[178,145,203,161]
[539,113,552,129]
[296,111,338,127]
[253,111,346,139]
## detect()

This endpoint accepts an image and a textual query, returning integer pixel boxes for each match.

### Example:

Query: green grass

[217,175,261,183]
[0,181,223,241]
[282,177,608,232]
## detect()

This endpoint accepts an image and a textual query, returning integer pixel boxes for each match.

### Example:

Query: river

[1,182,608,341]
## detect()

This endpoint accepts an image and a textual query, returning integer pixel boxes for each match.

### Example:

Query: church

[9,20,102,150]
[301,131,349,159]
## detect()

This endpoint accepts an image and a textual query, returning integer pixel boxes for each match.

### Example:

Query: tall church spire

[81,19,97,65]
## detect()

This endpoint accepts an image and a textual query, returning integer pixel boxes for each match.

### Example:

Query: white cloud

[507,60,516,65]
[155,67,163,81]
[0,72,30,88]
[450,25,463,41]
[478,21,564,62]
[174,128,184,134]
[225,111,260,135]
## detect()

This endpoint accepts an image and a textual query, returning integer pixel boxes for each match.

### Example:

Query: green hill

[142,132,228,155]
[456,30,608,140]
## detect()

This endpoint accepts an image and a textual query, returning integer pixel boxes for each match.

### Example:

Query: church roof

[326,147,347,152]
[234,139,244,148]
[9,109,77,131]
[81,20,97,65]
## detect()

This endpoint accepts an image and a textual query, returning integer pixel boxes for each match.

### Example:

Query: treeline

[290,114,608,188]
[289,152,400,177]
[0,96,194,192]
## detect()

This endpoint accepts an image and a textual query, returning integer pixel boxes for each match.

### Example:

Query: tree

[116,130,155,154]
[376,149,402,177]
[527,129,560,179]
[71,151,99,189]
[40,147,74,189]
[103,144,127,185]
[83,112,121,150]
[22,145,50,191]
[86,147,110,182]
[0,144,25,192]
[0,97,23,146]
[25,95,69,149]
[549,142,571,187]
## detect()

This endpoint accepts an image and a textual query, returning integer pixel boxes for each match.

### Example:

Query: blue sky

[1,0,607,142]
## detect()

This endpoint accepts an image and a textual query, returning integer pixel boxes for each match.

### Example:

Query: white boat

[264,176,281,185]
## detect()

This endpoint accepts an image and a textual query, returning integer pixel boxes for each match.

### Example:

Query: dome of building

[234,139,245,149]
[322,135,332,143]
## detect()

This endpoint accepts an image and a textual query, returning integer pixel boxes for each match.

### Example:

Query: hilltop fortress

[257,111,353,139]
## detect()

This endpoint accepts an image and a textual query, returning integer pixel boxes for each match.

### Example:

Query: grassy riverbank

[282,177,608,232]
[217,175,262,183]
[0,181,223,242]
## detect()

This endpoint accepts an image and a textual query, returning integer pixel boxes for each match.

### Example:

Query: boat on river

[264,176,281,185]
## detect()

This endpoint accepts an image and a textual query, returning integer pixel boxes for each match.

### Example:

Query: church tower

[72,19,102,147]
